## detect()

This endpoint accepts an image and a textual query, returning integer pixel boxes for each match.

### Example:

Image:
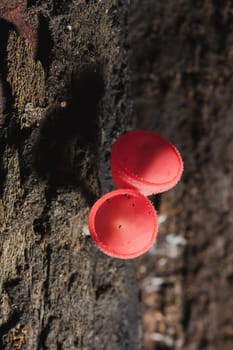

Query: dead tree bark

[0,1,139,349]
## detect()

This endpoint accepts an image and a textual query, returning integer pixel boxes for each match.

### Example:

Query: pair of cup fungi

[88,130,183,259]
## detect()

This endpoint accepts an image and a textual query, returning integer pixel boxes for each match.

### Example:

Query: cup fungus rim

[88,188,158,259]
[111,130,184,188]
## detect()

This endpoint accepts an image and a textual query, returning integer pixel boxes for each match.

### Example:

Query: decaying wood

[0,1,139,349]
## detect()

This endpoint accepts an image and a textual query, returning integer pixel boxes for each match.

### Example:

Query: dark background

[129,1,233,349]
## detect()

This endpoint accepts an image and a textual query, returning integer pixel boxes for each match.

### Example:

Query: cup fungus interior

[111,130,183,194]
[88,189,158,259]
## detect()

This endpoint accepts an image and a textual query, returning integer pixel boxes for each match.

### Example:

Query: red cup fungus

[88,189,158,259]
[111,130,183,195]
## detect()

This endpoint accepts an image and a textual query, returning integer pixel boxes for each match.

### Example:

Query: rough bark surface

[129,1,233,350]
[0,1,139,349]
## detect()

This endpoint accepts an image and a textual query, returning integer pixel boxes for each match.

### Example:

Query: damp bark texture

[0,1,139,350]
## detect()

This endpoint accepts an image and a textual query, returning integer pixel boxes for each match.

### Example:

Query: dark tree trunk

[129,1,233,350]
[0,1,139,349]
